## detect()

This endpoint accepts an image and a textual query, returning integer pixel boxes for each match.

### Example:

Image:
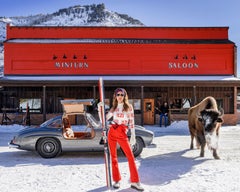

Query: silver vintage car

[9,99,154,158]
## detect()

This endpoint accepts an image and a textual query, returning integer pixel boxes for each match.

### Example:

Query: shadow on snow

[138,149,209,186]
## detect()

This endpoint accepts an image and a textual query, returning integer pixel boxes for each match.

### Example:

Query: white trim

[1,75,240,81]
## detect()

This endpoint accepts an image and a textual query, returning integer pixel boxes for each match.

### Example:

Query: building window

[216,99,224,110]
[129,99,141,114]
[19,98,41,113]
[237,95,240,112]
[169,98,191,114]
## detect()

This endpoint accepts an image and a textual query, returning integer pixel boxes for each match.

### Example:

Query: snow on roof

[1,75,239,82]
[6,38,232,44]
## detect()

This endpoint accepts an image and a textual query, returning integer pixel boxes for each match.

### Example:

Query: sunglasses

[116,93,124,97]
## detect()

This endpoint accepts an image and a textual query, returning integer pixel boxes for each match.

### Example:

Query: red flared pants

[108,124,139,183]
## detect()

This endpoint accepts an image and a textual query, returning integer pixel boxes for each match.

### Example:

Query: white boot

[131,182,144,191]
[113,181,120,189]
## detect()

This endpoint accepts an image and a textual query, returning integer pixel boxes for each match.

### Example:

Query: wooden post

[93,85,96,99]
[193,86,197,105]
[25,103,31,126]
[141,86,144,126]
[43,85,46,122]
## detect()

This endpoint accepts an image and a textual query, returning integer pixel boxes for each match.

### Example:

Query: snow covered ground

[0,121,240,192]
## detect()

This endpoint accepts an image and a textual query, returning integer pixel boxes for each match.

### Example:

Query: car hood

[134,125,154,136]
[15,126,56,136]
[135,125,145,130]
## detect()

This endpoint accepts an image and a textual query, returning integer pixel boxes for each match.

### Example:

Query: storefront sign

[55,62,89,69]
[168,62,199,69]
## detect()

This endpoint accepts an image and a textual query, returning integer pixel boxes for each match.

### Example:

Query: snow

[0,4,143,78]
[1,75,240,82]
[1,121,240,192]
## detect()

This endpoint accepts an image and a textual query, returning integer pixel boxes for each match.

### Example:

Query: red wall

[4,43,234,75]
[4,26,235,76]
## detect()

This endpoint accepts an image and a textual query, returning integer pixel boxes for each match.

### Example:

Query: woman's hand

[97,101,104,111]
[97,102,104,124]
[130,128,136,146]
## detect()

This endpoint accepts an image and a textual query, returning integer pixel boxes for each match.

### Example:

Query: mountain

[0,4,143,42]
[0,3,144,75]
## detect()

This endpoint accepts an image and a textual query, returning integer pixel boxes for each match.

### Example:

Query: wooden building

[0,25,239,125]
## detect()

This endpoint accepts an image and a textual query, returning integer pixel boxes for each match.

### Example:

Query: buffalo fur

[188,96,224,159]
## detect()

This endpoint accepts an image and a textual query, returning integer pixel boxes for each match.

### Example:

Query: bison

[188,96,224,159]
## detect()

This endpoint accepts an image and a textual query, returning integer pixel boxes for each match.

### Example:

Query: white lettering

[168,62,199,69]
[55,62,89,69]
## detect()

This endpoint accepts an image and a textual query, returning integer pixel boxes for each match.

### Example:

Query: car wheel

[121,137,144,157]
[36,138,61,158]
[132,137,144,157]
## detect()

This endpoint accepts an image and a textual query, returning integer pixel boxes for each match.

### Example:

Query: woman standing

[98,88,144,191]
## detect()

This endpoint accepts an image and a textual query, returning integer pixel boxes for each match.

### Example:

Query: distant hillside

[0,3,144,76]
[0,3,143,42]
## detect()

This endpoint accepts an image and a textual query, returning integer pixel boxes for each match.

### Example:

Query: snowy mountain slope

[0,4,143,41]
[0,3,144,76]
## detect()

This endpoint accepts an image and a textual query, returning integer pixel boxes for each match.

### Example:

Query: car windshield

[85,113,101,128]
[40,113,100,129]
[40,117,61,128]
[47,119,62,128]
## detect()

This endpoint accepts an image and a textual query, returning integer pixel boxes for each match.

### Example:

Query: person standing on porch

[159,101,169,127]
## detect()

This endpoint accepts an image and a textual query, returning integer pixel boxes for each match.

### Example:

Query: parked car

[9,99,154,158]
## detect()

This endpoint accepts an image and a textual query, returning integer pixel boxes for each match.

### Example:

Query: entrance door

[143,99,155,124]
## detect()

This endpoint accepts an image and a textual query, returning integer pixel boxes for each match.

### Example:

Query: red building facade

[1,25,239,125]
[4,26,235,76]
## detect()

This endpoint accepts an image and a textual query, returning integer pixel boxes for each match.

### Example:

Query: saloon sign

[54,61,199,70]
[55,62,89,69]
[168,62,199,69]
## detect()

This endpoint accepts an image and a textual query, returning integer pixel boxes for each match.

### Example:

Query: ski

[98,77,112,188]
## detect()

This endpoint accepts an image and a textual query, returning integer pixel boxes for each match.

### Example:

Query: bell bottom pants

[108,125,140,183]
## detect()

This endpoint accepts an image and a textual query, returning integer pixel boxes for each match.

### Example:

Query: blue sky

[1,0,240,76]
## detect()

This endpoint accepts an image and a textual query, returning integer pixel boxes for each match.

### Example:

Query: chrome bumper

[8,141,20,149]
[147,143,157,148]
